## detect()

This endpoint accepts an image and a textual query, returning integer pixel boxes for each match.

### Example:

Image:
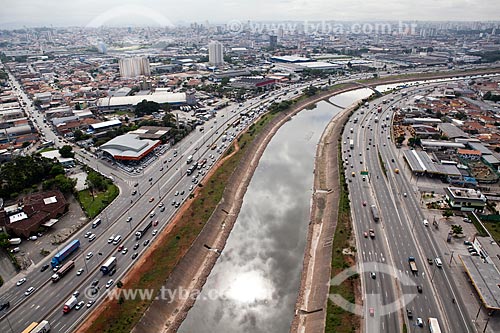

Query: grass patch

[84,107,283,333]
[77,183,119,219]
[325,140,359,333]
[378,150,387,177]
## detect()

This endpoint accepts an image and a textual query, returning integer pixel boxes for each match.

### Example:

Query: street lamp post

[2,309,14,333]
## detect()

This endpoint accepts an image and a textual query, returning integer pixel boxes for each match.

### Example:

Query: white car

[86,252,93,260]
[16,278,27,286]
[152,229,158,236]
[77,268,84,276]
[24,287,35,296]
[106,279,114,288]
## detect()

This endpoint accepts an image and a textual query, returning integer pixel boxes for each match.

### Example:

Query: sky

[0,0,498,29]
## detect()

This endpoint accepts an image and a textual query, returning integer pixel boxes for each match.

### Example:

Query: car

[134,183,139,187]
[16,278,27,286]
[369,307,374,317]
[148,177,153,182]
[406,308,413,318]
[163,159,168,164]
[175,202,180,208]
[84,231,92,238]
[180,190,185,195]
[24,287,35,296]
[417,285,422,293]
[143,239,150,247]
[416,317,423,327]
[362,201,367,206]
[160,167,163,171]
[171,200,176,206]
[88,233,96,242]
[108,234,116,243]
[132,252,139,260]
[0,301,10,311]
[149,197,155,202]
[133,243,140,250]
[427,258,433,265]
[464,240,472,246]
[77,268,84,276]
[189,185,194,191]
[160,206,165,212]
[106,279,114,288]
[463,217,472,223]
[152,229,158,236]
[121,248,128,255]
[131,190,137,195]
[423,219,429,227]
[159,202,164,208]
[86,252,93,260]
[29,236,38,241]
[150,212,155,218]
[364,231,368,238]
[73,290,80,297]
[370,272,376,279]
[403,192,407,197]
[52,265,60,272]
[87,300,95,308]
[118,245,124,252]
[109,268,117,276]
[153,220,159,227]
[41,264,50,272]
[175,191,179,196]
[168,157,172,162]
[126,216,132,222]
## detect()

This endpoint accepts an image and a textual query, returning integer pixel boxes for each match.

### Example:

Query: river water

[179,88,372,333]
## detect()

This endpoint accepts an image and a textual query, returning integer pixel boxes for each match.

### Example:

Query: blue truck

[51,239,80,268]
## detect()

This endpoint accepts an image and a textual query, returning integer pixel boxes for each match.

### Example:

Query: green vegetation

[77,181,119,219]
[470,214,488,237]
[450,224,463,235]
[0,155,75,198]
[325,141,358,333]
[59,145,75,158]
[377,150,387,177]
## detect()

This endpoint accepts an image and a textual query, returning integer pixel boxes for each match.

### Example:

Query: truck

[408,257,418,273]
[51,239,80,268]
[135,221,153,240]
[186,164,197,176]
[51,260,75,282]
[186,155,193,164]
[30,320,50,333]
[100,256,117,275]
[370,205,380,222]
[221,134,227,142]
[428,317,442,333]
[349,139,354,149]
[197,158,207,170]
[63,296,78,313]
[9,238,22,245]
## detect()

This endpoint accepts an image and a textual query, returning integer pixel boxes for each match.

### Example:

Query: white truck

[9,238,21,245]
[63,296,78,313]
[186,155,193,164]
[30,320,51,333]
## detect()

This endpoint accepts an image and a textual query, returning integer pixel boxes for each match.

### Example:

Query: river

[179,88,372,333]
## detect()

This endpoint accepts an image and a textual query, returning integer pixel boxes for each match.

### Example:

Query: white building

[208,41,224,66]
[119,57,151,78]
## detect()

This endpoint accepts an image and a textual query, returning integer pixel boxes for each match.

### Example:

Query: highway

[0,75,331,332]
[1,69,497,332]
[343,78,481,332]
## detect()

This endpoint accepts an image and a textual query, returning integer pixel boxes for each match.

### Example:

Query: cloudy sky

[0,0,497,28]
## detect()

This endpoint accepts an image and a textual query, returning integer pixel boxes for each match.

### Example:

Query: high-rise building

[119,57,151,78]
[269,35,278,49]
[208,41,224,66]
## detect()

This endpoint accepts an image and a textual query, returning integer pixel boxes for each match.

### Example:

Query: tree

[135,100,160,117]
[73,129,85,141]
[442,210,453,219]
[49,164,65,176]
[450,224,463,235]
[59,145,74,158]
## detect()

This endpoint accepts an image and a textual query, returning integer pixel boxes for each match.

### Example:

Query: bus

[428,317,441,333]
[22,322,39,333]
[370,205,380,222]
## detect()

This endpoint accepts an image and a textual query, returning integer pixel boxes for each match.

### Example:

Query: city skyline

[1,0,499,29]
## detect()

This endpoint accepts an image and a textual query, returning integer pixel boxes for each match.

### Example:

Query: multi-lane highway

[1,69,498,332]
[343,78,487,332]
[0,75,336,332]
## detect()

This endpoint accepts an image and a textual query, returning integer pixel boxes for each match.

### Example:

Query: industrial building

[99,133,161,162]
[444,187,487,212]
[96,91,196,111]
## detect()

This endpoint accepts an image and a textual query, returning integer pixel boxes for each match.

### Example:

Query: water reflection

[180,90,371,333]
